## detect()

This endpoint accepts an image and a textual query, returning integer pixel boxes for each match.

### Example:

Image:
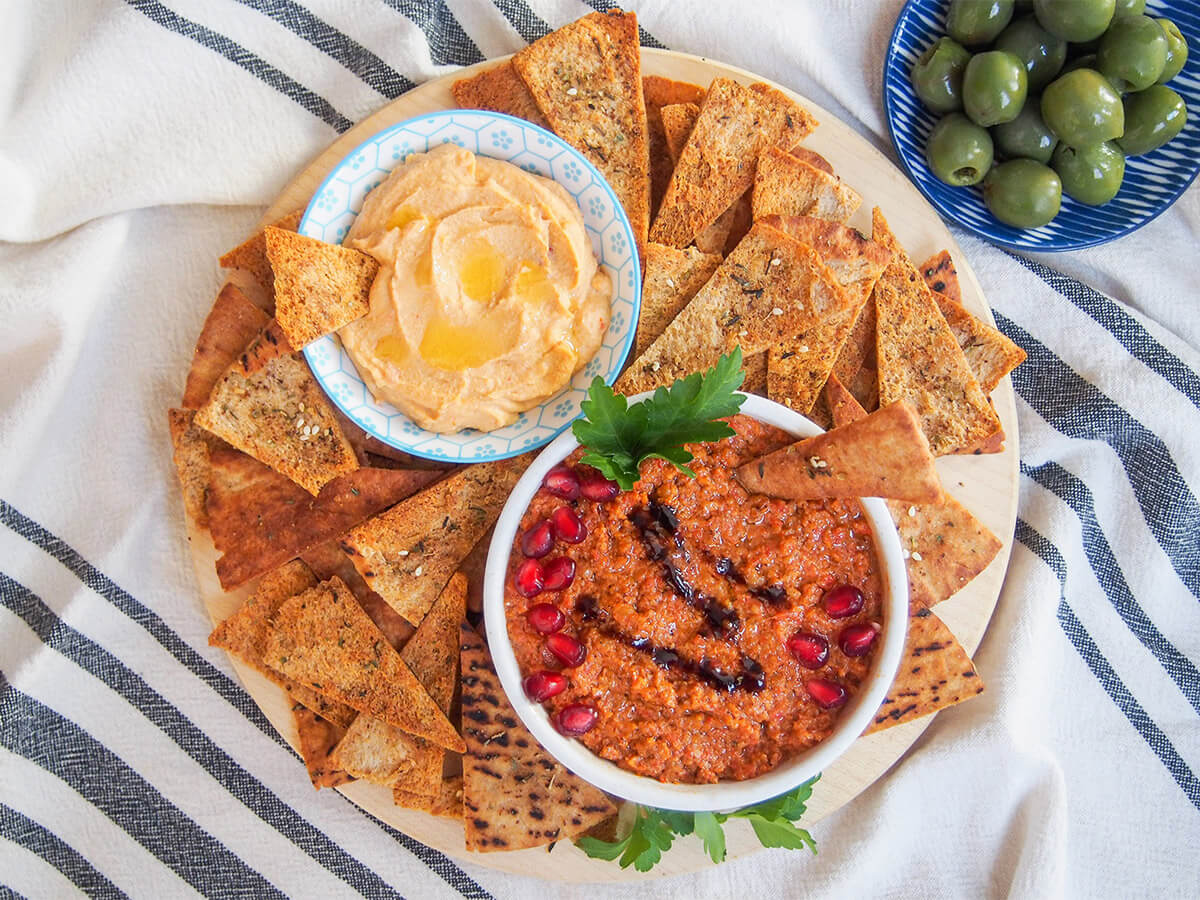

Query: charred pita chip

[205,445,441,590]
[514,11,649,259]
[752,146,861,223]
[395,774,463,818]
[617,223,854,394]
[635,243,722,357]
[737,402,943,503]
[266,577,465,752]
[219,210,303,303]
[866,609,984,733]
[168,408,224,529]
[182,283,270,409]
[265,227,378,349]
[292,703,355,789]
[644,77,705,216]
[460,624,616,852]
[342,457,529,625]
[652,79,816,248]
[299,540,414,651]
[450,62,549,128]
[194,321,359,495]
[930,292,1026,394]
[919,249,961,303]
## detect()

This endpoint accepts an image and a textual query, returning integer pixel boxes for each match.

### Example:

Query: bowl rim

[482,392,910,812]
[297,108,643,462]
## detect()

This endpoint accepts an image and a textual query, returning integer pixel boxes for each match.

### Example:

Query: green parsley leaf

[746,815,817,853]
[657,810,695,836]
[574,833,629,861]
[693,811,727,864]
[576,808,676,871]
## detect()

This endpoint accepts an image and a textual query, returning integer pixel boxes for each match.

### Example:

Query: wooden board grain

[188,48,1019,881]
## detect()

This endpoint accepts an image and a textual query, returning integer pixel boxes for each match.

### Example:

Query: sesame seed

[798,345,809,354]
[809,456,823,468]
[911,551,923,562]
[651,361,661,371]
[739,330,748,337]
[665,278,675,288]
[413,565,424,576]
[398,550,409,557]
[769,257,782,266]
[299,434,309,442]
[771,307,783,316]
[566,86,578,96]
[908,506,917,517]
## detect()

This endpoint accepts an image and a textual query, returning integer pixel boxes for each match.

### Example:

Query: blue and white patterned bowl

[299,110,641,462]
[885,0,1200,251]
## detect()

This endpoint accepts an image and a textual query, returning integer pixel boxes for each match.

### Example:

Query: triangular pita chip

[634,242,722,357]
[848,364,880,412]
[790,145,834,174]
[450,62,549,128]
[182,283,270,409]
[265,227,378,349]
[737,401,943,503]
[395,774,463,818]
[458,523,495,619]
[341,457,529,625]
[299,540,414,650]
[743,350,768,395]
[460,624,617,852]
[292,703,355,789]
[660,102,701,162]
[930,292,1026,394]
[168,407,224,529]
[919,249,961,303]
[832,296,877,387]
[644,76,705,216]
[865,609,984,733]
[658,101,743,256]
[513,11,649,259]
[752,146,861,223]
[265,577,465,752]
[219,210,303,302]
[760,215,893,306]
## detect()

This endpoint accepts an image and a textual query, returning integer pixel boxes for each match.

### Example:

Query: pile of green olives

[911,0,1190,229]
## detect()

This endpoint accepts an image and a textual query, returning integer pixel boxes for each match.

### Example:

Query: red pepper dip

[504,415,883,784]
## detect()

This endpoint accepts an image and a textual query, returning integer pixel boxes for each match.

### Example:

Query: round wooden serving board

[189,49,1019,880]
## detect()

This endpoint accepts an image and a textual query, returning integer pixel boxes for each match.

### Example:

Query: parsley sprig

[572,348,747,490]
[575,777,819,871]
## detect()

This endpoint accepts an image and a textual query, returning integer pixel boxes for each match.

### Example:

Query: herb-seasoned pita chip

[872,210,1000,455]
[514,10,649,259]
[652,79,816,248]
[848,364,880,412]
[219,210,303,302]
[208,560,357,728]
[644,77,705,216]
[930,293,1026,394]
[265,227,377,349]
[458,524,495,619]
[743,350,768,395]
[266,577,465,752]
[182,283,270,409]
[195,320,359,495]
[659,105,744,256]
[618,223,853,394]
[660,102,701,162]
[737,401,942,503]
[168,408,224,529]
[342,457,529,625]
[451,62,549,128]
[460,624,616,851]
[752,146,861,223]
[823,374,862,430]
[206,445,441,590]
[790,145,834,174]
[300,540,414,650]
[760,215,893,305]
[919,249,962,303]
[832,298,877,387]
[635,243,722,357]
[866,609,984,733]
[292,703,355,789]
[395,774,463,818]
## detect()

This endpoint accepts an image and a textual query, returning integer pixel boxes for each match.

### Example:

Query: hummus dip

[341,143,612,433]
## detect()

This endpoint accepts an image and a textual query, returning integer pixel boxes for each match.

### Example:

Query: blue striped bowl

[885,0,1200,251]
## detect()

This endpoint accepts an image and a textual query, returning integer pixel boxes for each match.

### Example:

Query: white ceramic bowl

[483,393,909,812]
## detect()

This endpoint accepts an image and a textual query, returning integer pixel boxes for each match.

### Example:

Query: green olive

[1097,14,1168,92]
[1118,85,1188,155]
[1041,68,1124,145]
[963,51,1029,126]
[1113,0,1145,15]
[911,37,973,113]
[995,16,1068,90]
[1033,0,1115,43]
[1061,52,1098,75]
[1052,141,1126,205]
[947,0,1016,46]
[1156,19,1189,84]
[992,100,1058,162]
[984,158,1062,227]
[926,113,995,185]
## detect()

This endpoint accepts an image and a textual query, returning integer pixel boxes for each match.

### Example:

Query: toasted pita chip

[760,215,893,306]
[652,79,816,248]
[208,560,358,728]
[617,223,853,394]
[743,350,768,395]
[266,577,465,752]
[458,524,495,618]
[635,243,722,357]
[195,321,359,495]
[930,292,1026,394]
[790,146,834,174]
[265,227,377,349]
[832,298,877,387]
[219,210,303,303]
[752,146,861,223]
[659,102,700,162]
[460,624,617,851]
[919,250,961,303]
[659,105,743,256]
[300,540,414,650]
[292,703,355,789]
[822,374,862,430]
[395,774,463,818]
[848,364,880,412]
[168,408,224,529]
[644,77,705,216]
[514,11,649,259]
[205,445,441,590]
[866,609,984,733]
[737,402,942,503]
[450,62,549,128]
[182,283,270,409]
[342,457,529,625]
[872,210,1000,455]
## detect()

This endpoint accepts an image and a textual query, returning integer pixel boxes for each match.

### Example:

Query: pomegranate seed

[542,557,576,591]
[839,623,878,657]
[542,464,580,499]
[526,602,565,634]
[514,558,544,598]
[545,632,586,667]
[550,506,587,543]
[787,631,829,669]
[555,704,597,735]
[823,584,864,619]
[806,678,847,710]
[520,519,554,558]
[523,670,567,702]
[578,468,620,502]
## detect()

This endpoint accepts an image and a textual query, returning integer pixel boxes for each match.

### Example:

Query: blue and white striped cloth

[1,2,1196,897]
